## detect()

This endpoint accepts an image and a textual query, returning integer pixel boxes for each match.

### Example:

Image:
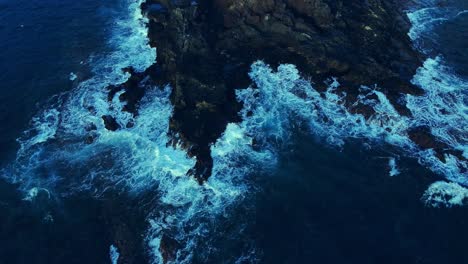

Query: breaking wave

[407,0,468,205]
[407,6,468,52]
[423,181,468,208]
[409,57,467,183]
[3,0,158,193]
[223,58,466,183]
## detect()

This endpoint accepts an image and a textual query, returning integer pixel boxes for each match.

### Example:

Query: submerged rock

[102,115,121,131]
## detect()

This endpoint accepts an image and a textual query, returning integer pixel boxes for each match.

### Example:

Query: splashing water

[110,245,120,264]
[389,158,401,177]
[407,1,468,53]
[4,0,156,192]
[423,181,468,207]
[406,0,468,202]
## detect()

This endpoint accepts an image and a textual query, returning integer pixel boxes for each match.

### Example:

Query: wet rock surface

[137,0,425,181]
[408,126,467,165]
[104,0,451,183]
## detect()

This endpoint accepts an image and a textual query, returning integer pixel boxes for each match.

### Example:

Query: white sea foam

[388,158,400,177]
[407,7,452,43]
[406,1,468,204]
[22,187,51,202]
[145,120,252,263]
[422,181,468,207]
[219,60,466,205]
[231,62,411,149]
[407,2,468,51]
[408,57,468,184]
[5,0,156,189]
[20,108,61,149]
[69,72,78,81]
[109,245,120,264]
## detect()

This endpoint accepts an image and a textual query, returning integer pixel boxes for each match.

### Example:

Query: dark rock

[159,234,180,263]
[408,126,466,163]
[102,115,120,131]
[107,67,147,114]
[286,0,334,29]
[137,0,426,181]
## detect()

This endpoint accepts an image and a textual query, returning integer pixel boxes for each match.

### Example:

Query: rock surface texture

[104,0,441,183]
[135,0,426,181]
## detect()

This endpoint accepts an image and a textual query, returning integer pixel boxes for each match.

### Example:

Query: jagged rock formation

[137,0,423,181]
[102,0,466,184]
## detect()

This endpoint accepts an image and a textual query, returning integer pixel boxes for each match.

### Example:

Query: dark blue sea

[0,0,467,263]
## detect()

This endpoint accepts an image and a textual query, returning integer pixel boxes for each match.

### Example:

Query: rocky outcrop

[99,0,434,183]
[135,0,424,181]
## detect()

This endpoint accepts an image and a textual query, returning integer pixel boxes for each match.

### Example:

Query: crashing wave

[408,57,468,184]
[407,0,468,204]
[422,181,468,207]
[189,52,466,257]
[215,59,466,208]
[407,1,468,52]
[4,0,156,191]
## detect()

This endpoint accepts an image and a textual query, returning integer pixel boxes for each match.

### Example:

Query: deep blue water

[0,0,119,163]
[256,137,467,264]
[0,0,467,263]
[427,0,468,77]
[0,0,139,263]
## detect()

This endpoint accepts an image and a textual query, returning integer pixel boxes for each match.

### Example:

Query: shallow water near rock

[0,0,468,263]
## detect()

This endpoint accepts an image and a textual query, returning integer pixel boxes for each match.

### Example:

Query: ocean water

[0,0,106,163]
[0,0,152,262]
[0,0,467,263]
